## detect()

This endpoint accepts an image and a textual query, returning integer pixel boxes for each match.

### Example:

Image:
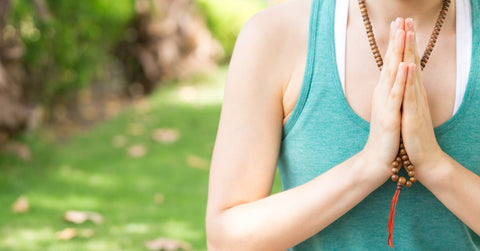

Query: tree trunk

[116,0,223,95]
[0,0,29,143]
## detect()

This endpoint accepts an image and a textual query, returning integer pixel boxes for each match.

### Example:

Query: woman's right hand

[362,18,408,179]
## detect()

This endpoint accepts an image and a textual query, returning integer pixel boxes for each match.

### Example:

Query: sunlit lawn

[1,66,283,251]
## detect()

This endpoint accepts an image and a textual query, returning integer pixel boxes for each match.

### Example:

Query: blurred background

[0,0,284,250]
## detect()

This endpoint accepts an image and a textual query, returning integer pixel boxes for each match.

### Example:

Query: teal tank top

[277,0,480,250]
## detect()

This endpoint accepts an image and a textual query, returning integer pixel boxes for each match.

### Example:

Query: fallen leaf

[154,193,165,205]
[127,145,147,158]
[134,98,150,114]
[152,128,180,144]
[56,228,77,240]
[64,210,104,225]
[145,237,191,251]
[178,86,197,102]
[187,155,208,169]
[112,135,127,148]
[12,196,29,213]
[105,99,122,117]
[4,142,31,161]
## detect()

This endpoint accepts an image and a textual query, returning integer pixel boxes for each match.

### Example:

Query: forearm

[418,153,480,236]
[207,151,389,251]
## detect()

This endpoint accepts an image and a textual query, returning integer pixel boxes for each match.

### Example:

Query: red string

[388,184,403,248]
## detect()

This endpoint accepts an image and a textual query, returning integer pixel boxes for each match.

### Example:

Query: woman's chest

[344,26,457,127]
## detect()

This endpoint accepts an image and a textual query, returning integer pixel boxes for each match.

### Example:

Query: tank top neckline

[327,0,478,136]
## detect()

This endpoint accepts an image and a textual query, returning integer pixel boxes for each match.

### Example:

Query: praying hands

[378,17,480,236]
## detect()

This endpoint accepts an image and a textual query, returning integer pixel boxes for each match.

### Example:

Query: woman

[206,0,480,249]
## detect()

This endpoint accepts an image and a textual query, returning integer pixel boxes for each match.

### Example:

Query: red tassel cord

[388,184,403,248]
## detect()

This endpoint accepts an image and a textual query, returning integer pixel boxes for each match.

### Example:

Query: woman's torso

[276,0,480,250]
[282,0,457,126]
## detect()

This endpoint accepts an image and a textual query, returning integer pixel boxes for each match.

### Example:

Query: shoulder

[246,0,312,30]
[228,0,312,90]
[238,0,311,49]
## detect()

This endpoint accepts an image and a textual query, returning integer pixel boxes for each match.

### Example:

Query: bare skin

[206,0,480,250]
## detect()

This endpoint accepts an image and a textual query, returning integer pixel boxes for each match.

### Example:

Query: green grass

[0,67,282,251]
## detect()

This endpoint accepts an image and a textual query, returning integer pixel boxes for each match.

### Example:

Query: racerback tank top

[277,0,480,250]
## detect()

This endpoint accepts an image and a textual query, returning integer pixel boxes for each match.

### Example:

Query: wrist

[356,149,392,187]
[416,151,453,189]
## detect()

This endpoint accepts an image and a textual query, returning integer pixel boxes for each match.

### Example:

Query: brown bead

[400,143,404,149]
[408,171,416,177]
[392,168,399,174]
[396,157,402,162]
[392,161,400,167]
[400,149,407,155]
[401,155,409,161]
[391,175,399,182]
[403,160,411,166]
[410,177,417,183]
[357,0,451,75]
[406,181,412,188]
[398,176,407,185]
[406,165,414,171]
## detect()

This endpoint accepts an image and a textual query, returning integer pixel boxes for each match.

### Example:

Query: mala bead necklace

[357,0,451,248]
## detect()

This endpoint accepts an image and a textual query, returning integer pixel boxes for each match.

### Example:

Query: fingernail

[406,18,413,29]
[395,17,401,27]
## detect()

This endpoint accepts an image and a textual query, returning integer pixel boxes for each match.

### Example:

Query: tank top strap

[283,0,340,137]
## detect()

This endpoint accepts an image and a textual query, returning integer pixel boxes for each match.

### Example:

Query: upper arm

[206,5,301,216]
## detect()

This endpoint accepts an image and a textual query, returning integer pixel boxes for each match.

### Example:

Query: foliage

[9,0,135,103]
[195,0,267,60]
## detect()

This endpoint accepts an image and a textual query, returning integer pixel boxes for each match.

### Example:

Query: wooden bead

[358,0,451,188]
[356,0,451,77]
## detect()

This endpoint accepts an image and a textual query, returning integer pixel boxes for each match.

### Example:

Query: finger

[383,18,405,71]
[380,18,405,86]
[405,17,414,33]
[389,62,408,111]
[404,18,421,66]
[403,63,417,109]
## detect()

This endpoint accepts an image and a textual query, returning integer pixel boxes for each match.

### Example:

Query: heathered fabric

[277,0,480,250]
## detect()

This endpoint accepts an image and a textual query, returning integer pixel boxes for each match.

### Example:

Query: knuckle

[390,88,401,100]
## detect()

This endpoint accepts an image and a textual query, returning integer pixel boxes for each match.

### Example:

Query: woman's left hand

[399,19,480,237]
[401,18,445,179]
